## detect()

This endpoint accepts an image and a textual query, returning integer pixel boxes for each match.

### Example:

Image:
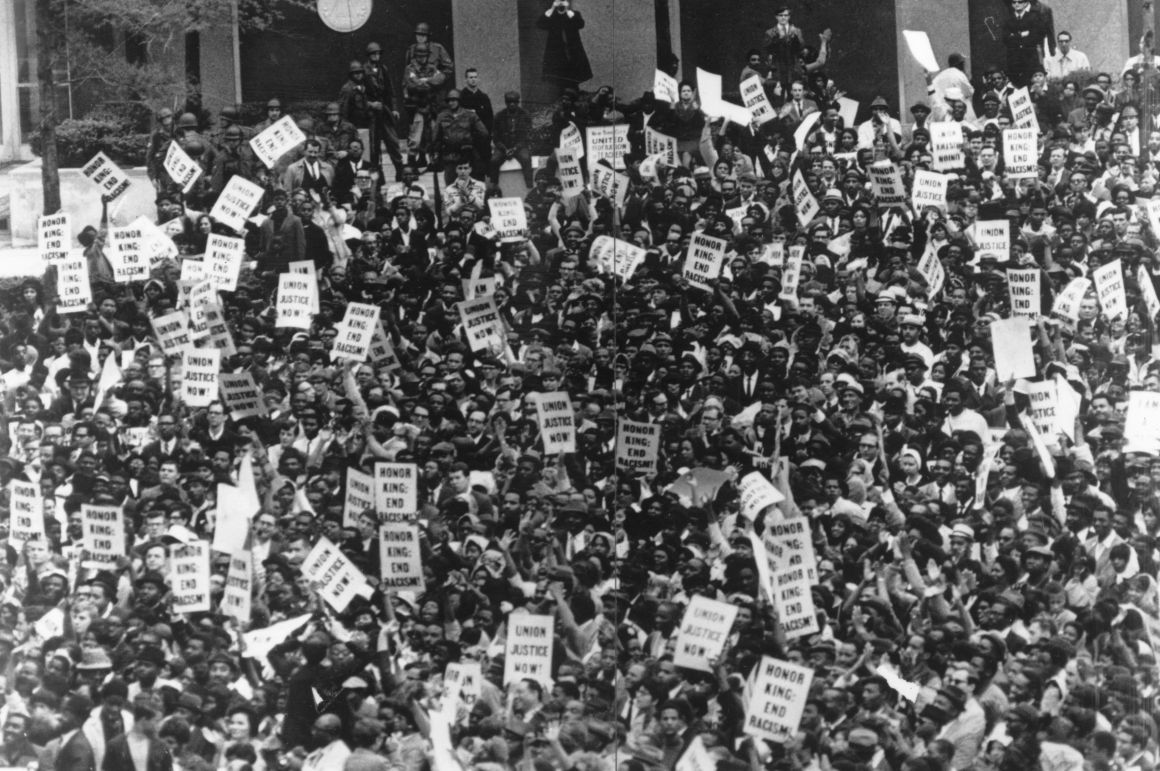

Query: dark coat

[102,734,172,771]
[536,9,593,86]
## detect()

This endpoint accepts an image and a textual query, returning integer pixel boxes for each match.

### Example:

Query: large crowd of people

[4,0,1160,769]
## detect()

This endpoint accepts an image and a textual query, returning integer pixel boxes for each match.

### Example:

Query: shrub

[29,118,150,168]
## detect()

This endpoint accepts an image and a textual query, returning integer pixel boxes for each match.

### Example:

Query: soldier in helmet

[208,105,253,149]
[431,90,489,183]
[318,103,356,166]
[254,98,284,134]
[404,43,447,169]
[175,113,216,208]
[405,22,453,82]
[210,124,258,197]
[364,41,405,180]
[339,60,372,132]
[147,107,176,191]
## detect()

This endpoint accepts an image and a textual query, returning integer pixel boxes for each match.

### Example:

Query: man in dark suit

[332,138,374,206]
[102,694,171,771]
[258,189,305,272]
[139,413,184,468]
[42,692,96,771]
[1004,0,1051,86]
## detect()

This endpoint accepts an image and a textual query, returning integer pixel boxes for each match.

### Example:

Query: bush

[29,118,150,169]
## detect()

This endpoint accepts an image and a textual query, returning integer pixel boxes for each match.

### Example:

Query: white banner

[81,504,125,569]
[1093,259,1128,321]
[911,168,948,211]
[38,214,70,263]
[673,596,739,672]
[276,273,314,329]
[1007,268,1041,318]
[503,612,554,687]
[536,391,576,454]
[1003,127,1038,179]
[250,115,307,168]
[457,296,505,353]
[181,348,220,407]
[206,234,244,291]
[591,162,628,206]
[219,372,266,420]
[683,232,727,291]
[917,244,945,298]
[57,256,92,314]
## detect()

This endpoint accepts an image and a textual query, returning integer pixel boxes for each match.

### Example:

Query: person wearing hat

[146,107,176,191]
[431,85,489,185]
[491,89,534,188]
[857,96,902,149]
[209,118,258,197]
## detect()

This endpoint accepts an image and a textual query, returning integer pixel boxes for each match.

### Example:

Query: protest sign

[301,536,367,612]
[332,302,380,362]
[683,232,727,290]
[187,279,215,340]
[242,615,310,661]
[132,216,179,266]
[758,240,785,267]
[210,176,265,233]
[170,540,211,613]
[180,259,207,285]
[367,322,402,372]
[930,122,965,171]
[222,550,253,622]
[374,462,418,522]
[673,595,739,672]
[1052,277,1091,322]
[504,613,554,686]
[379,523,424,590]
[792,170,820,224]
[590,236,645,281]
[1008,87,1039,131]
[585,124,630,173]
[556,149,585,197]
[740,75,777,124]
[780,246,805,303]
[342,467,375,527]
[615,420,661,474]
[911,169,948,211]
[206,234,244,291]
[559,123,584,157]
[773,564,819,639]
[592,162,629,206]
[288,260,320,313]
[213,483,252,554]
[738,472,785,521]
[181,349,220,407]
[973,220,1010,262]
[250,115,307,168]
[1026,380,1061,446]
[1126,391,1160,455]
[991,316,1036,380]
[645,128,679,167]
[458,296,505,353]
[1007,268,1041,318]
[80,152,131,199]
[763,518,819,584]
[1140,266,1160,323]
[868,161,907,208]
[442,661,482,722]
[81,504,125,569]
[917,245,946,298]
[1003,128,1037,179]
[654,69,679,102]
[37,214,70,263]
[837,96,859,126]
[56,256,92,314]
[745,657,814,742]
[202,300,238,357]
[276,273,314,329]
[1093,259,1128,321]
[164,141,203,193]
[902,30,939,71]
[8,481,45,550]
[488,197,528,242]
[536,392,576,454]
[152,310,191,358]
[219,372,266,420]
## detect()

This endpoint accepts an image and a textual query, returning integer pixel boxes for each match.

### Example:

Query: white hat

[945,87,965,102]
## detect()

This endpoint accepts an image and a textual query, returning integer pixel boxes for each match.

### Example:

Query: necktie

[795,101,802,118]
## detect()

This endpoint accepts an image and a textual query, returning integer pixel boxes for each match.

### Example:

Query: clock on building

[317,0,372,32]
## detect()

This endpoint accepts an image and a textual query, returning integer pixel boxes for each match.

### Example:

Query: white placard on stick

[911,168,949,211]
[745,657,814,742]
[276,273,314,329]
[902,30,940,72]
[503,612,554,687]
[250,115,307,168]
[974,220,1010,262]
[615,419,660,474]
[591,162,629,206]
[673,595,738,672]
[585,124,630,173]
[930,122,965,171]
[219,372,267,420]
[343,467,375,527]
[210,176,265,233]
[169,540,211,613]
[80,152,131,199]
[590,235,645,282]
[57,256,92,314]
[181,348,220,407]
[458,296,505,353]
[559,123,584,158]
[654,70,679,103]
[556,149,585,198]
[1093,259,1128,321]
[645,128,679,167]
[38,214,70,263]
[773,564,820,639]
[8,481,45,551]
[1126,391,1160,455]
[301,536,368,612]
[738,472,785,521]
[206,234,244,291]
[868,161,907,208]
[740,75,777,125]
[488,197,528,242]
[332,302,380,362]
[792,169,820,224]
[536,391,576,454]
[683,232,727,290]
[379,523,424,590]
[164,142,203,193]
[373,462,418,522]
[1003,128,1038,179]
[81,504,125,569]
[991,316,1036,380]
[222,550,253,622]
[1007,268,1041,318]
[152,310,191,358]
[1008,87,1039,131]
[917,244,946,298]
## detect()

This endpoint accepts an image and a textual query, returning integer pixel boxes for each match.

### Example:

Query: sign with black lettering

[169,540,210,613]
[332,302,380,362]
[81,504,125,569]
[615,419,660,474]
[535,392,575,454]
[222,549,252,622]
[57,257,92,314]
[457,296,505,353]
[503,612,554,687]
[81,152,131,199]
[219,372,266,420]
[37,213,70,263]
[181,349,220,407]
[673,595,738,671]
[343,467,375,527]
[8,481,45,550]
[683,232,727,291]
[250,115,307,168]
[373,462,418,522]
[745,657,814,742]
[488,197,528,242]
[378,522,424,590]
[301,536,367,612]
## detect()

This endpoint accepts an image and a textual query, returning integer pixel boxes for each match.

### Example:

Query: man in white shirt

[1044,31,1089,79]
[930,54,977,121]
